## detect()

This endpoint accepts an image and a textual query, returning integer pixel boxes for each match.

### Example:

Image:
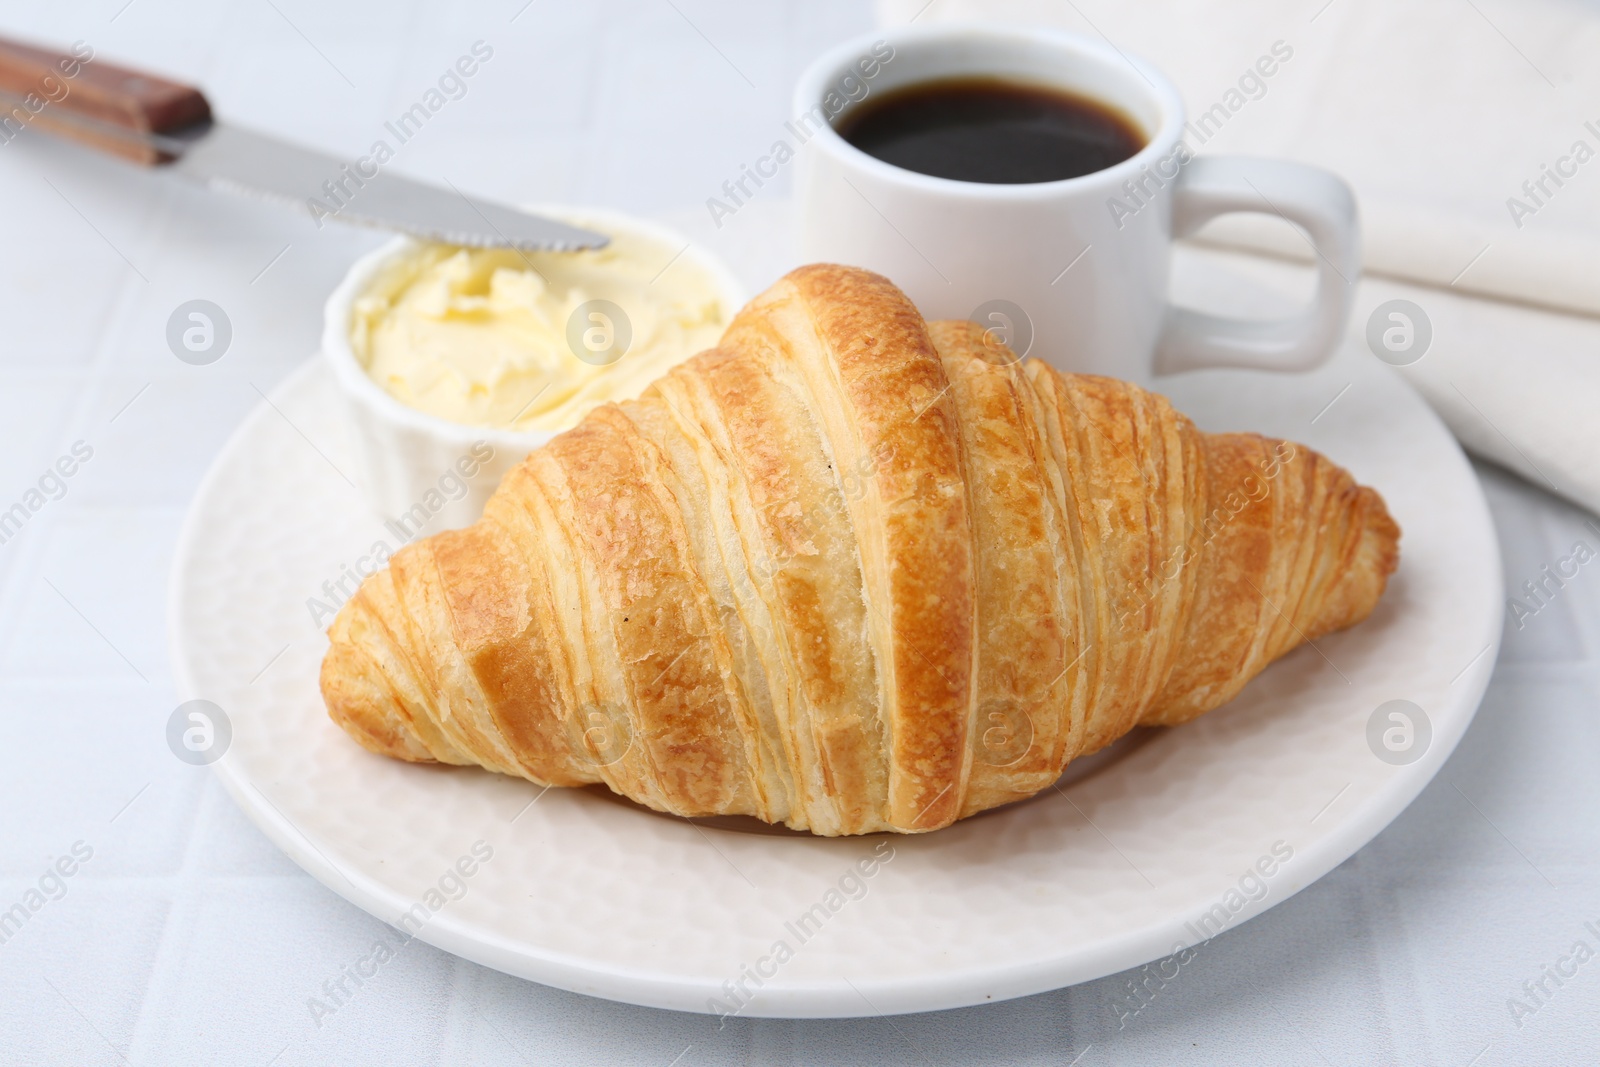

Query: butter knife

[0,35,608,252]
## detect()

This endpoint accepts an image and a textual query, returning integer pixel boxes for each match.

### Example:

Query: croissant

[321,264,1399,836]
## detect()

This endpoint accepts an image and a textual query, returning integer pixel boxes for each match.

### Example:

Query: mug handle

[1153,156,1360,376]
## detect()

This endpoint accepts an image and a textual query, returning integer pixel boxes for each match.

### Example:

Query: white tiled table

[2,2,1596,1064]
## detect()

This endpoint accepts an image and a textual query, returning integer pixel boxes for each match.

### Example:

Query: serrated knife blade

[0,35,608,252]
[169,122,607,251]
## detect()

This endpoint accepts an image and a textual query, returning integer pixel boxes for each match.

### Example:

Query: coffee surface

[836,77,1144,184]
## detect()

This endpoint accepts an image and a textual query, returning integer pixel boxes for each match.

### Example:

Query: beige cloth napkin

[877,0,1600,514]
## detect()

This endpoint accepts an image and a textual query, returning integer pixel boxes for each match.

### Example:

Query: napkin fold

[878,0,1600,515]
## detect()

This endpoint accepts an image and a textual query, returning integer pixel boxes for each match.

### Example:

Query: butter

[350,219,732,432]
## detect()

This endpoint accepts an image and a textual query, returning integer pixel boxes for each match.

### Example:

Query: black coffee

[836,77,1144,184]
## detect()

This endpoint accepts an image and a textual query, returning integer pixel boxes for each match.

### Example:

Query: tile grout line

[123,773,254,1064]
[0,158,185,644]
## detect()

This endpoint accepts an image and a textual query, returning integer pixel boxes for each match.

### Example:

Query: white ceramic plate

[168,337,1500,1018]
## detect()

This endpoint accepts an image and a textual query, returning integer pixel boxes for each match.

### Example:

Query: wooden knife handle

[0,36,210,164]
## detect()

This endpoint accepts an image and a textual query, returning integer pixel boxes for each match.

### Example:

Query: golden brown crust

[320,265,1401,835]
[654,338,886,834]
[430,522,589,786]
[772,265,975,831]
[927,321,1071,815]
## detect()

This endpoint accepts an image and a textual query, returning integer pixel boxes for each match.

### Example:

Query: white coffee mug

[794,24,1360,385]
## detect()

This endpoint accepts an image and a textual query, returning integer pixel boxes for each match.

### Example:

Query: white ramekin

[322,207,748,531]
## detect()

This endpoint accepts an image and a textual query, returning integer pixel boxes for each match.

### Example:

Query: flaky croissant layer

[321,265,1399,836]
